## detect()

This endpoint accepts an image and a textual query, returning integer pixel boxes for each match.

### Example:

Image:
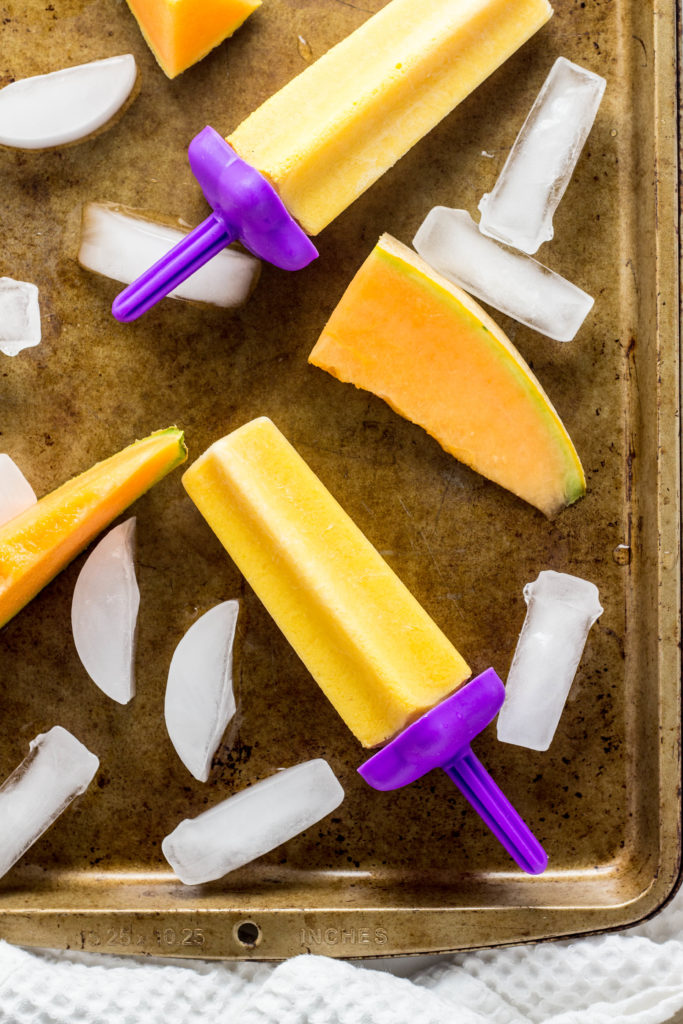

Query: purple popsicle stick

[358,669,548,875]
[445,749,547,875]
[112,127,318,322]
[112,215,233,322]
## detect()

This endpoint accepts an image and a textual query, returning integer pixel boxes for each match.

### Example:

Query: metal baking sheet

[0,0,678,958]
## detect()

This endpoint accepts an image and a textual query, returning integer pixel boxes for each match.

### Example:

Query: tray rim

[0,0,680,960]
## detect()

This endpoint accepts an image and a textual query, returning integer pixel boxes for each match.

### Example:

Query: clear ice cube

[0,726,99,879]
[71,518,139,705]
[497,570,603,751]
[478,57,606,254]
[165,600,239,783]
[162,759,344,885]
[0,277,41,356]
[0,454,37,526]
[413,208,593,342]
[78,203,260,309]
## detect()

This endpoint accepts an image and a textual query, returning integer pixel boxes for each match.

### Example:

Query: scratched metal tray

[0,0,678,959]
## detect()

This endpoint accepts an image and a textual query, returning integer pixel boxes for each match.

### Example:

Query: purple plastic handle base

[112,126,318,322]
[358,669,548,876]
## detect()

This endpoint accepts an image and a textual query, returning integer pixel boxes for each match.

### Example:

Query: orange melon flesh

[309,235,585,517]
[125,0,260,79]
[0,427,187,629]
[182,417,471,748]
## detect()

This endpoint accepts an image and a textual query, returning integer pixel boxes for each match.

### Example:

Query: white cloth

[1,885,683,1023]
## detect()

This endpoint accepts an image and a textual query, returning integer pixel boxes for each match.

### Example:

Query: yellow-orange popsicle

[228,0,553,235]
[182,417,470,748]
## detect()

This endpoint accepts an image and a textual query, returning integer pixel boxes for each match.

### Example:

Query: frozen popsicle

[113,0,553,321]
[183,417,470,748]
[182,417,547,874]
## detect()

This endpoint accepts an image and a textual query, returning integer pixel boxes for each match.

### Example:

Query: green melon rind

[140,426,188,482]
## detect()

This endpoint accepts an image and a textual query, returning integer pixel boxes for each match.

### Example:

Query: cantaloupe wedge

[125,0,260,79]
[0,427,187,629]
[309,235,585,517]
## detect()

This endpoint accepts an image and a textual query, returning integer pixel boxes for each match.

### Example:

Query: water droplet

[662,549,677,570]
[297,35,313,62]
[612,543,630,565]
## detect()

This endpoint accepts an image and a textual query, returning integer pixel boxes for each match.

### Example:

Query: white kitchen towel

[0,883,682,1024]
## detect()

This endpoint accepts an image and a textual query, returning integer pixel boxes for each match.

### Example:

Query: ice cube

[79,202,260,309]
[478,57,606,254]
[71,518,139,704]
[0,454,37,526]
[0,277,41,356]
[497,571,603,751]
[0,55,138,150]
[413,208,594,342]
[162,759,344,885]
[0,726,99,879]
[165,600,239,782]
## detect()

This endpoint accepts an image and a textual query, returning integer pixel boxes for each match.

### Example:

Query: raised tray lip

[0,0,680,960]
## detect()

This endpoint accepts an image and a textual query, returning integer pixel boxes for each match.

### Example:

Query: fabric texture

[1,884,683,1023]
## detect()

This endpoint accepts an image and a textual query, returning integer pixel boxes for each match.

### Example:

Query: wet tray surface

[0,0,679,958]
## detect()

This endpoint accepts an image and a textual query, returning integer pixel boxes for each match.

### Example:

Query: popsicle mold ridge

[111,128,317,322]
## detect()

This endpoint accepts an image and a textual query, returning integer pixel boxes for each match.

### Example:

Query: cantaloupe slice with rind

[0,428,187,629]
[309,234,585,517]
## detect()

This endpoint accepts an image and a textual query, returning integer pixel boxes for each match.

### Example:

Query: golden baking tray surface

[0,0,678,958]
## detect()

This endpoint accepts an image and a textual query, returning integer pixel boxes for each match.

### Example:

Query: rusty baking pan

[0,0,678,958]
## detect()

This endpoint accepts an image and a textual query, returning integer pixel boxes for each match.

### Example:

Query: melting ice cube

[413,208,593,342]
[162,759,344,885]
[71,518,139,704]
[165,600,239,783]
[78,202,260,309]
[0,454,37,526]
[0,277,41,356]
[0,726,99,880]
[497,570,603,751]
[478,57,606,255]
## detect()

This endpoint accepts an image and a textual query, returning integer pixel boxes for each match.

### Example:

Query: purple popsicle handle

[446,749,548,875]
[112,214,233,323]
[358,671,548,875]
[112,127,318,322]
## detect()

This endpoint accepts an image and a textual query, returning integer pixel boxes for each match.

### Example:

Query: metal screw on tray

[359,669,548,876]
[111,127,318,323]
